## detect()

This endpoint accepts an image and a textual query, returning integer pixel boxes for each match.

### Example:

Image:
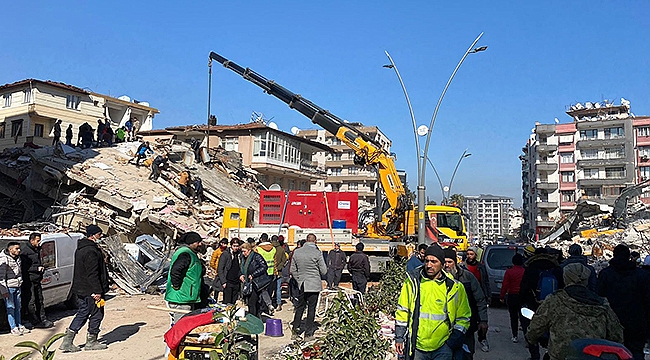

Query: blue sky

[3,1,649,206]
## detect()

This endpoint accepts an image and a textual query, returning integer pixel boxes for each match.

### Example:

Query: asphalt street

[470,305,530,360]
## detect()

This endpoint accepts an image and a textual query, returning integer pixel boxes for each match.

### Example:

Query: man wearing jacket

[561,244,596,292]
[464,247,491,303]
[271,235,288,311]
[444,247,488,360]
[500,253,525,343]
[0,241,27,335]
[348,243,371,294]
[395,244,471,360]
[218,238,242,305]
[290,233,327,340]
[165,232,205,324]
[20,232,53,329]
[60,225,110,352]
[326,243,346,289]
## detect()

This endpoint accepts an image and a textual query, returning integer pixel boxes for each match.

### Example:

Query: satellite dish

[594,102,601,108]
[290,126,300,135]
[417,125,429,137]
[269,184,281,191]
[118,95,131,102]
[139,101,150,107]
[585,102,593,109]
[554,118,560,124]
[268,122,279,130]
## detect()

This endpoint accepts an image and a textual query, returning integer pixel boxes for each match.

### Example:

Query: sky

[3,1,649,206]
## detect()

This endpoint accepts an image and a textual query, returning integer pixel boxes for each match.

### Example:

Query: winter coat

[289,242,327,293]
[348,251,370,278]
[597,257,650,340]
[500,264,524,300]
[218,248,242,285]
[71,238,109,297]
[455,266,488,332]
[327,249,346,271]
[520,253,565,310]
[464,259,491,299]
[406,254,423,272]
[561,255,597,292]
[20,242,43,283]
[210,246,225,271]
[526,286,624,360]
[0,250,22,296]
[272,241,288,275]
[242,252,272,291]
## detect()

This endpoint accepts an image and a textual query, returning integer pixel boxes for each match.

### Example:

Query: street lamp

[447,149,472,200]
[423,154,446,203]
[385,32,487,245]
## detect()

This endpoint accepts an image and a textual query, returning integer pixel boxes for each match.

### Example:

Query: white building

[463,194,513,239]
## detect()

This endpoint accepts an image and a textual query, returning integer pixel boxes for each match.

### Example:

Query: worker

[210,238,228,272]
[193,177,204,204]
[133,142,151,166]
[395,244,471,360]
[165,232,205,325]
[132,118,140,140]
[65,124,73,147]
[124,118,133,141]
[52,119,62,146]
[256,234,277,314]
[96,120,105,146]
[115,127,126,143]
[149,154,167,181]
[177,170,190,196]
[347,243,370,294]
[407,244,428,272]
[326,243,346,290]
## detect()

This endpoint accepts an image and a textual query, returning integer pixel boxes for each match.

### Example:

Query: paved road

[471,305,529,360]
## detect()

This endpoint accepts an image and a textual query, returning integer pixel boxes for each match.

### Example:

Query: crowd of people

[396,241,650,360]
[48,117,141,149]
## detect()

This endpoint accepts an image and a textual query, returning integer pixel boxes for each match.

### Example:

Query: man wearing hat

[165,232,205,324]
[527,263,623,360]
[326,242,346,290]
[597,244,650,360]
[464,247,490,303]
[60,225,109,352]
[395,244,471,360]
[444,247,488,360]
[561,244,596,292]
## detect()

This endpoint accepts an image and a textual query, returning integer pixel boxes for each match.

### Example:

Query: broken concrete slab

[94,189,134,212]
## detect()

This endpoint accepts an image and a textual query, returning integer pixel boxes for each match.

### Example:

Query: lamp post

[385,33,487,245]
[447,149,472,200]
[423,154,446,203]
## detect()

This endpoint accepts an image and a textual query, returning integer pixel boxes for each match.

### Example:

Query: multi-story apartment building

[463,194,513,239]
[141,122,331,191]
[297,123,392,209]
[521,99,650,237]
[0,79,158,149]
[508,207,525,237]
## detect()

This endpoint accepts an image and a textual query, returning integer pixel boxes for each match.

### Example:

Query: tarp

[118,107,132,129]
[140,112,153,132]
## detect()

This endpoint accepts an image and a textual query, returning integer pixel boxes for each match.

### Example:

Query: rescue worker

[149,153,167,181]
[444,247,488,360]
[348,243,370,294]
[65,124,73,146]
[165,232,205,324]
[326,242,346,289]
[256,234,277,315]
[395,244,471,360]
[527,263,624,360]
[407,244,428,272]
[177,170,190,196]
[52,119,62,145]
[133,141,151,166]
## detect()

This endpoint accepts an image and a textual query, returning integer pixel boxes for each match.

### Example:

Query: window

[348,167,358,175]
[580,129,598,140]
[10,119,23,137]
[605,167,625,179]
[561,171,575,182]
[638,127,650,137]
[287,179,296,190]
[561,191,575,202]
[40,241,56,269]
[641,167,650,180]
[604,127,624,139]
[538,136,547,144]
[560,152,574,163]
[34,124,44,138]
[640,147,650,158]
[330,168,341,176]
[583,168,599,179]
[331,184,340,191]
[66,95,80,110]
[23,89,31,103]
[331,153,341,161]
[584,188,601,197]
[604,147,624,159]
[604,186,623,196]
[558,135,574,144]
[253,133,267,156]
[222,137,239,152]
[580,149,598,160]
[3,94,11,108]
[0,123,4,138]
[300,181,308,191]
[348,182,358,190]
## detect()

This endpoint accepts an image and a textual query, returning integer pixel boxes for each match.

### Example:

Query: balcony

[300,160,326,175]
[536,124,556,134]
[536,163,558,171]
[577,158,627,167]
[578,178,630,187]
[536,181,559,190]
[537,201,559,209]
[536,144,558,153]
[577,137,627,148]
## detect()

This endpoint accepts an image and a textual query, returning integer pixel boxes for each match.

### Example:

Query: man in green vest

[165,232,204,324]
[256,233,277,315]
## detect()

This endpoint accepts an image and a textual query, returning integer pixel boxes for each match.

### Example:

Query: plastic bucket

[265,318,283,337]
[332,220,346,229]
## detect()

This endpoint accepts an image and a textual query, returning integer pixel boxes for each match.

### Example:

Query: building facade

[463,194,513,239]
[0,79,158,149]
[297,123,392,209]
[520,99,650,237]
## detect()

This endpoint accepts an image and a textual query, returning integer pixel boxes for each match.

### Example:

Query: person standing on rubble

[193,177,204,204]
[444,247,488,360]
[134,141,151,166]
[124,118,133,141]
[290,233,327,340]
[395,244,471,360]
[177,170,190,196]
[256,234,278,313]
[597,244,650,360]
[20,233,53,329]
[271,235,288,311]
[218,238,242,305]
[165,232,205,325]
[60,225,109,352]
[348,242,371,294]
[0,241,28,336]
[561,244,596,292]
[526,263,624,360]
[149,153,167,181]
[326,242,346,290]
[240,242,274,318]
[96,119,105,147]
[65,124,73,147]
[52,119,62,146]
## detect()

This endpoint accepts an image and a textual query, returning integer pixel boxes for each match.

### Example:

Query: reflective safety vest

[395,269,471,355]
[258,246,276,276]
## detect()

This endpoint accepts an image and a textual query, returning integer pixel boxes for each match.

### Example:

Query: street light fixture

[447,149,472,201]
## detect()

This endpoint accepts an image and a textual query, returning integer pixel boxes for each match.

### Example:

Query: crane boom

[209,52,412,238]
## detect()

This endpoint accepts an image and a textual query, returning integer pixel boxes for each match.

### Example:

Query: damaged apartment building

[520,98,650,238]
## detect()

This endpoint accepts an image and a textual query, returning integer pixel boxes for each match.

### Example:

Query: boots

[84,333,107,351]
[59,329,81,353]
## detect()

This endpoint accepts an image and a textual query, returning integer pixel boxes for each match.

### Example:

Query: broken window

[34,123,44,138]
[10,119,23,137]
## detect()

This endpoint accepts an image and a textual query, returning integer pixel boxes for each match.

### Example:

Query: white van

[0,232,82,308]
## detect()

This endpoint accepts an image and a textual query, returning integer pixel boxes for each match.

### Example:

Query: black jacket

[520,254,564,310]
[218,249,241,285]
[597,257,650,338]
[348,251,370,278]
[242,252,271,290]
[71,238,109,297]
[20,242,43,283]
[327,249,346,271]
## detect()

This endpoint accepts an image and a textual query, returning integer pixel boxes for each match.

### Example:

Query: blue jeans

[413,344,453,360]
[5,287,22,329]
[276,276,282,305]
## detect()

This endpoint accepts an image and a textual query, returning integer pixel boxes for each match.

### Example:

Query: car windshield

[436,213,462,232]
[485,248,522,270]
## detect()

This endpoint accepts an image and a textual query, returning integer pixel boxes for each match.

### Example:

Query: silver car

[481,244,525,301]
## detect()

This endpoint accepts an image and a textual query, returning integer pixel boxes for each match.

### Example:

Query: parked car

[481,244,525,302]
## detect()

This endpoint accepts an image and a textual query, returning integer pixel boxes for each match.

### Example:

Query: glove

[445,329,465,350]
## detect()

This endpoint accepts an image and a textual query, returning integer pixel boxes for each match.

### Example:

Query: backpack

[536,269,558,301]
